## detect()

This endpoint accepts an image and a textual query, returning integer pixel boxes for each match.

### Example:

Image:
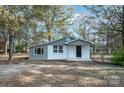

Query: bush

[111,47,124,66]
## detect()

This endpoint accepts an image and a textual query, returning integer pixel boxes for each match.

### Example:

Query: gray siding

[29,37,92,60]
[29,45,48,60]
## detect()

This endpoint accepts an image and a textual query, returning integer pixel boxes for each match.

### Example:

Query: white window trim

[35,48,44,54]
[53,45,63,53]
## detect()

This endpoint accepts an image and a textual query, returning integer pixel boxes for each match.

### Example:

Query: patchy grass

[0,54,28,64]
[0,61,124,87]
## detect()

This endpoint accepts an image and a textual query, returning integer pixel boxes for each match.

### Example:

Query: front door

[76,46,82,57]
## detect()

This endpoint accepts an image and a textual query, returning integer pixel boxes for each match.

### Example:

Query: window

[59,46,63,53]
[53,45,57,53]
[37,48,41,54]
[53,45,63,53]
[35,48,44,54]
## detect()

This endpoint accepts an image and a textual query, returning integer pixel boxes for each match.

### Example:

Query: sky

[73,5,89,14]
[67,5,96,38]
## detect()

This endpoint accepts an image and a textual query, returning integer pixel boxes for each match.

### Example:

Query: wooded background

[0,5,123,62]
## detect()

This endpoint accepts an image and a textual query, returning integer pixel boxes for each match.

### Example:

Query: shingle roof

[65,39,92,45]
[29,37,92,48]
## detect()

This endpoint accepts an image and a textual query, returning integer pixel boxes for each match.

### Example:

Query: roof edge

[29,36,76,48]
[65,39,92,45]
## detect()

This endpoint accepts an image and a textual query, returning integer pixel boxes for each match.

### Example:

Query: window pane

[59,46,63,50]
[37,48,41,54]
[53,45,57,49]
[53,50,57,53]
[59,49,63,53]
[59,46,63,53]
[53,45,57,53]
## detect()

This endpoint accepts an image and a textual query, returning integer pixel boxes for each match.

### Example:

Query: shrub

[111,47,124,66]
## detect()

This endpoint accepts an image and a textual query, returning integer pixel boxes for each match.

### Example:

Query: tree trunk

[48,30,52,42]
[8,35,13,63]
[122,5,124,46]
[93,33,96,58]
[106,30,109,54]
[4,40,8,55]
[25,34,28,53]
[48,36,51,42]
[17,39,20,53]
[4,26,8,55]
[100,50,104,63]
[13,41,15,54]
[92,45,95,54]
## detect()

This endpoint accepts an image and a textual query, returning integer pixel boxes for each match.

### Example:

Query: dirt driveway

[0,61,124,87]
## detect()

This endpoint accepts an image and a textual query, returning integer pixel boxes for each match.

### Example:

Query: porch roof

[65,39,92,46]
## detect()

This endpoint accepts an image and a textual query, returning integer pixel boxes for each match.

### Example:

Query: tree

[33,5,73,42]
[0,5,25,62]
[0,24,8,55]
[84,6,123,45]
[122,6,124,46]
[71,14,97,41]
[0,6,9,55]
[0,5,74,62]
[14,6,34,52]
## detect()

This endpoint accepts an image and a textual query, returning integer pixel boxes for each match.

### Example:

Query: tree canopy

[0,5,123,62]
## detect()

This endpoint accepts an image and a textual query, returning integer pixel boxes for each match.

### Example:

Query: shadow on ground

[0,61,124,87]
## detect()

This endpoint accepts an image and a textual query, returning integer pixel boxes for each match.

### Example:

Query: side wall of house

[47,45,67,60]
[29,45,48,60]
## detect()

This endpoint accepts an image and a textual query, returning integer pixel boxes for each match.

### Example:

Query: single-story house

[29,37,92,61]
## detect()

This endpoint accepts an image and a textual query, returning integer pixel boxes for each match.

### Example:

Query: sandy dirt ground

[0,60,124,87]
